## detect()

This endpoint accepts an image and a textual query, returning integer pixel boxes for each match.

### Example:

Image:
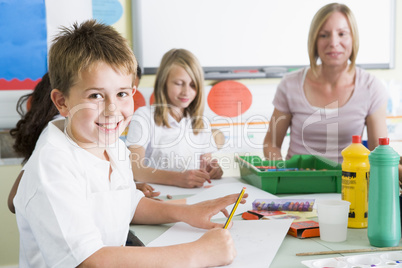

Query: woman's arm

[399,158,402,186]
[128,145,210,188]
[8,170,24,213]
[263,108,292,160]
[366,103,402,183]
[366,103,388,151]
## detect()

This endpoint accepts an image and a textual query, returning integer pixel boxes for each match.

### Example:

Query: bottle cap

[379,137,389,145]
[352,135,361,143]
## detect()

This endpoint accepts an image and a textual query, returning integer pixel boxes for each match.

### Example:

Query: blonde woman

[263,3,388,163]
[126,49,223,188]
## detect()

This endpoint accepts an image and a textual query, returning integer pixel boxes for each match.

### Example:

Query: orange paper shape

[149,93,155,105]
[207,80,252,117]
[133,90,146,112]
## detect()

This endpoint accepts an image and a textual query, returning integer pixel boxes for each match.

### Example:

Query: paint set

[302,251,402,268]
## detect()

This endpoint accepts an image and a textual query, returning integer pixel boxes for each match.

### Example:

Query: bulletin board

[0,0,125,129]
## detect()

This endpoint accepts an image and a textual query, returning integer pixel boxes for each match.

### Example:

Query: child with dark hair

[8,73,60,213]
[10,73,59,164]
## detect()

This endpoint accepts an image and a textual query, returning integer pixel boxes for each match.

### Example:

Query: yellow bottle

[341,135,370,228]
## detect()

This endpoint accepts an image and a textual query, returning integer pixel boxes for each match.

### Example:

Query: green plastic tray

[236,154,342,194]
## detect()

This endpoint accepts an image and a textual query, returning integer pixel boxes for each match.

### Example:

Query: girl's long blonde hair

[153,48,205,134]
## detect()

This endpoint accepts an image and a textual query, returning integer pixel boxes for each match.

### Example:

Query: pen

[223,187,246,229]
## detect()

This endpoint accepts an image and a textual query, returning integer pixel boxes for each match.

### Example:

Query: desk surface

[129,180,402,268]
[131,220,399,267]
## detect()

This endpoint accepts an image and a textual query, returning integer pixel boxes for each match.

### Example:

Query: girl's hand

[191,228,236,267]
[200,153,223,179]
[135,182,161,199]
[206,159,223,179]
[182,193,248,229]
[178,169,211,188]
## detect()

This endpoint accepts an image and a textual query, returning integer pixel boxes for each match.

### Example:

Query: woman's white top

[14,119,144,267]
[273,67,387,163]
[125,106,218,171]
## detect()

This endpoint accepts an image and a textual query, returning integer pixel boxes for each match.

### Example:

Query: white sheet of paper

[148,220,293,267]
[148,176,241,196]
[187,182,278,219]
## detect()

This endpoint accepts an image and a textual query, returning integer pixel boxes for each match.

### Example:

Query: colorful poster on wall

[0,0,123,91]
[0,0,124,129]
[0,0,47,90]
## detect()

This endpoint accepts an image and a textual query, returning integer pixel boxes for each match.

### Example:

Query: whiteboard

[132,0,395,77]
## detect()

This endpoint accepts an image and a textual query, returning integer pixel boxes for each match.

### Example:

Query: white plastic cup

[317,200,351,242]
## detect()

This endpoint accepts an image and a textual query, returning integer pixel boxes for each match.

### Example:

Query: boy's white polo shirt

[126,106,218,171]
[14,119,144,267]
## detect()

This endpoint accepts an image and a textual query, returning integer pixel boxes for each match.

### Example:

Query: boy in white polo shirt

[14,20,246,267]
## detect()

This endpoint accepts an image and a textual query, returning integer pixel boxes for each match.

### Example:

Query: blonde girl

[126,49,223,188]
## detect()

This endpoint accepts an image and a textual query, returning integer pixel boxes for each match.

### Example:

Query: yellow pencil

[224,187,246,229]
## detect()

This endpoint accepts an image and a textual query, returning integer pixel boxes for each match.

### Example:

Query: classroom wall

[135,1,402,154]
[0,1,401,267]
[0,165,22,267]
[137,1,402,86]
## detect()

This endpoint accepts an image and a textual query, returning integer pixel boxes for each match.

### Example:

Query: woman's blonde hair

[153,48,205,134]
[308,3,359,75]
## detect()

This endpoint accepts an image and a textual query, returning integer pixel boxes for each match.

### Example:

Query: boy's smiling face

[58,62,134,151]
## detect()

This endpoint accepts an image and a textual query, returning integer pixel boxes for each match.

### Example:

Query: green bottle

[368,137,401,247]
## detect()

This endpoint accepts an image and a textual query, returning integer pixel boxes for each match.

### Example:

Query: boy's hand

[135,182,160,199]
[191,228,236,267]
[182,193,248,229]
